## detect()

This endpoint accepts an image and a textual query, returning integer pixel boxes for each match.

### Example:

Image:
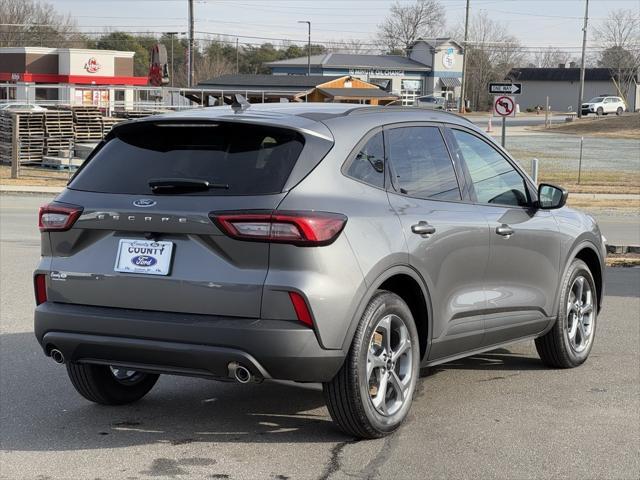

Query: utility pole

[167,32,178,88]
[458,0,470,113]
[577,0,589,118]
[298,21,311,75]
[236,38,239,74]
[187,0,194,88]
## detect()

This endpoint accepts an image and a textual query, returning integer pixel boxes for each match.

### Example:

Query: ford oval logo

[131,255,157,267]
[133,199,156,208]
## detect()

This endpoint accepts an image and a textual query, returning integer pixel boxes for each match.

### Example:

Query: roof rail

[346,105,474,124]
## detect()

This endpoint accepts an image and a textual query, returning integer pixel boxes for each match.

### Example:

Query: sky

[50,0,639,53]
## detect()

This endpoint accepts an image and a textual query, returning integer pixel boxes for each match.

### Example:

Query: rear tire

[535,259,597,368]
[616,107,623,116]
[323,291,420,439]
[66,363,159,405]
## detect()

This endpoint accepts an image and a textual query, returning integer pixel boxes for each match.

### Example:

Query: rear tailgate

[45,117,332,318]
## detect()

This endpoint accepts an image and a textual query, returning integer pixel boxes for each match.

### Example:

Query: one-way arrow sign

[489,83,522,95]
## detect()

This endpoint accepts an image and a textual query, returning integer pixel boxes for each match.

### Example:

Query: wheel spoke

[377,315,393,356]
[574,277,585,303]
[367,349,386,379]
[567,313,578,341]
[389,371,406,404]
[577,317,587,345]
[371,371,389,413]
[581,303,593,316]
[392,334,411,363]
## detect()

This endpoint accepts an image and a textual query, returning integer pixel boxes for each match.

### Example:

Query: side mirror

[537,183,568,209]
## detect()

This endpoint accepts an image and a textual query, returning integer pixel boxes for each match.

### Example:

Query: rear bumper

[34,302,345,382]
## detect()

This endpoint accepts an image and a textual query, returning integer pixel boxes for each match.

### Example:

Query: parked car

[34,103,606,439]
[0,103,47,112]
[581,96,626,116]
[415,95,446,109]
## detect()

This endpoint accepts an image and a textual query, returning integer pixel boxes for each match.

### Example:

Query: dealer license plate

[114,239,174,276]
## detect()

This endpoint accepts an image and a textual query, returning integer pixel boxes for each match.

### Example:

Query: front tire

[535,259,597,368]
[323,291,420,438]
[67,363,159,405]
[596,107,604,116]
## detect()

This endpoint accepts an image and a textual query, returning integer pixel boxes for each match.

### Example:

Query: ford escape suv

[34,103,605,439]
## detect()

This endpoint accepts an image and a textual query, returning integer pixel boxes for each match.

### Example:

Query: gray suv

[34,103,605,439]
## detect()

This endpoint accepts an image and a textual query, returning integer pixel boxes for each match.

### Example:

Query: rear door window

[386,126,461,201]
[69,122,305,195]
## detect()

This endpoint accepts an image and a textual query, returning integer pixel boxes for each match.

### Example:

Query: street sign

[493,95,516,117]
[489,83,522,95]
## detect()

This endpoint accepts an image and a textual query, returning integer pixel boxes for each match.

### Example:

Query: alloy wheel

[366,314,413,416]
[566,276,595,353]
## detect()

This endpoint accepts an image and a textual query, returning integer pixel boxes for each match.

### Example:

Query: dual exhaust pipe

[50,349,256,385]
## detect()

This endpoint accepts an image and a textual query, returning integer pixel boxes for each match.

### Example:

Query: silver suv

[34,103,605,438]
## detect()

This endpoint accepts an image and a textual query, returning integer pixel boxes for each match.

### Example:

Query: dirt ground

[0,165,70,187]
[532,114,640,139]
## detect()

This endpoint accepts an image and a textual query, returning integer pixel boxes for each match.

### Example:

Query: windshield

[588,97,604,103]
[69,122,305,196]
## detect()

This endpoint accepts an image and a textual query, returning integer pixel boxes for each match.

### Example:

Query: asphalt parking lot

[1,194,639,480]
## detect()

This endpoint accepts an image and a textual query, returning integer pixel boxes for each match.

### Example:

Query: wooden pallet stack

[101,117,122,137]
[44,110,74,157]
[0,111,45,164]
[69,106,103,141]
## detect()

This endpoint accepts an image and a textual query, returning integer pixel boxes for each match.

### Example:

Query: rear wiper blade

[148,178,229,193]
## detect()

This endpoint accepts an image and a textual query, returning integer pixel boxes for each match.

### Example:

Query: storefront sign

[348,69,405,77]
[442,48,456,69]
[84,57,101,73]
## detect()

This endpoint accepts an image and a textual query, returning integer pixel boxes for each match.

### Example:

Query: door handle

[495,224,514,237]
[411,221,436,236]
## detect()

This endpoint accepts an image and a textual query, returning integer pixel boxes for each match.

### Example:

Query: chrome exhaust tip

[228,362,252,384]
[50,349,65,364]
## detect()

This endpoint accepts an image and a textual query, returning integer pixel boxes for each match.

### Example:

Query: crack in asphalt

[318,439,358,480]
[319,380,425,479]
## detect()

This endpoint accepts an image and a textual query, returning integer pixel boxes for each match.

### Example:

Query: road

[1,193,639,480]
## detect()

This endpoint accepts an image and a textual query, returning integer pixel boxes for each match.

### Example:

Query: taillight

[211,211,347,246]
[34,274,47,305]
[38,203,83,232]
[288,291,314,328]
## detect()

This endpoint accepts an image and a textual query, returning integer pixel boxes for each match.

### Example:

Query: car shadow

[3,333,548,453]
[424,347,547,375]
[0,332,350,453]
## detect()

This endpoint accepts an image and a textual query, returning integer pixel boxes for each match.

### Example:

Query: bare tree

[461,11,525,110]
[0,0,85,48]
[376,0,445,54]
[530,48,574,68]
[594,8,640,105]
[328,39,374,55]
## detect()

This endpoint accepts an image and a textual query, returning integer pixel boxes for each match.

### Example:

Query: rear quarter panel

[271,116,408,349]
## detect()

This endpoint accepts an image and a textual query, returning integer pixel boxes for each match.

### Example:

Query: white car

[0,103,47,112]
[581,96,626,116]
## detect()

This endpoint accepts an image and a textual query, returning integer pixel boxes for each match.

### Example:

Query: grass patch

[532,114,640,139]
[538,170,640,194]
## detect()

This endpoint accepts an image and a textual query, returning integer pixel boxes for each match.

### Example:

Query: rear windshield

[68,122,305,195]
